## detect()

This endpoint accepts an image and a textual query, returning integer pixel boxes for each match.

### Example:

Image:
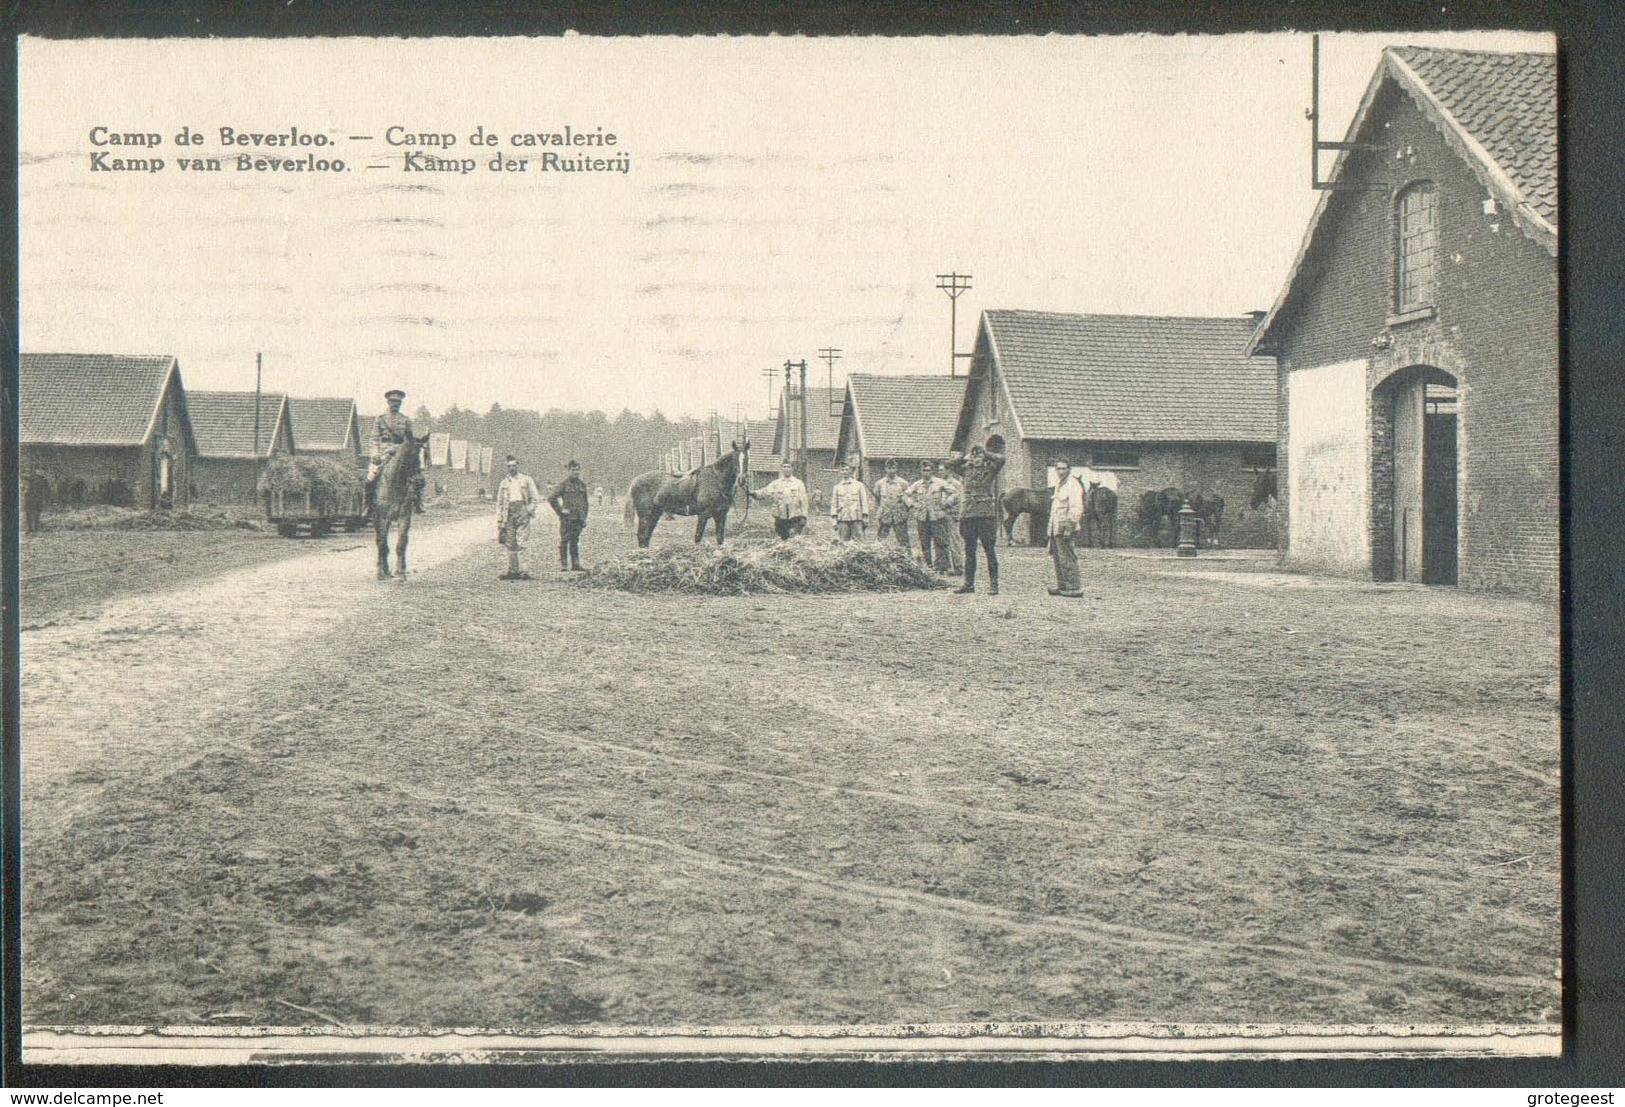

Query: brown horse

[626,442,748,547]
[1084,485,1118,548]
[373,432,424,579]
[1000,487,1052,546]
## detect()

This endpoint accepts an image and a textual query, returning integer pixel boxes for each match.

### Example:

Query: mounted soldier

[367,389,426,516]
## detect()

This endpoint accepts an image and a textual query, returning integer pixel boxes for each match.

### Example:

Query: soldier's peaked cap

[384,388,406,400]
[567,459,580,468]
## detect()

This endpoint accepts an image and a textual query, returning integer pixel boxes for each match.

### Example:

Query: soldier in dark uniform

[22,466,50,534]
[367,388,425,515]
[547,459,591,571]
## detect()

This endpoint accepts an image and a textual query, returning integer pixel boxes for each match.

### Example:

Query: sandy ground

[19,509,1560,1034]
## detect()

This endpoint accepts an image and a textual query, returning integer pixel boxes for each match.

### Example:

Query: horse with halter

[373,430,426,579]
[625,441,749,548]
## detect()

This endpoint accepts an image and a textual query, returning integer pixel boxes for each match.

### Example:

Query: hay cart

[260,456,368,538]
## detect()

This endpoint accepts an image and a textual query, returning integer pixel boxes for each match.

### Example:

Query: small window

[1397,182,1440,311]
[1241,447,1277,472]
[1091,450,1141,470]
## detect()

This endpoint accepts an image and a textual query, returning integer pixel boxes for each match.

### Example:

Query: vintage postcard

[15,30,1561,1066]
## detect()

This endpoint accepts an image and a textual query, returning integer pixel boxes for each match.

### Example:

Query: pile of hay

[257,455,364,507]
[46,505,265,532]
[585,537,951,596]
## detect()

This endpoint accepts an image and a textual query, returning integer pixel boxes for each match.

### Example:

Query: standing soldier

[496,454,542,580]
[905,460,945,570]
[829,462,872,541]
[871,459,912,554]
[1047,457,1087,597]
[937,460,966,576]
[22,465,50,535]
[946,430,1007,594]
[367,388,425,515]
[747,461,810,540]
[548,459,591,572]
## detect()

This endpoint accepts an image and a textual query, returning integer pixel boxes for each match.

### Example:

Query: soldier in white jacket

[1047,458,1086,597]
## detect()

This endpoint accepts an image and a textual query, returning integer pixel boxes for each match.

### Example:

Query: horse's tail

[624,493,637,527]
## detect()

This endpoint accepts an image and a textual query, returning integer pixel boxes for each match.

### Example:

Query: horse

[1250,468,1277,509]
[1193,493,1225,548]
[1083,485,1118,548]
[1000,487,1052,546]
[373,431,425,580]
[626,442,748,548]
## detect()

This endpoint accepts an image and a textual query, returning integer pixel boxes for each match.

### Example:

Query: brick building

[187,390,294,504]
[1250,47,1557,598]
[953,310,1279,546]
[834,374,967,483]
[20,353,197,510]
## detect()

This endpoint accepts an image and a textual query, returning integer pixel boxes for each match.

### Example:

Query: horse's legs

[396,511,411,577]
[375,518,391,579]
[714,511,726,546]
[1003,512,1016,546]
[694,515,708,544]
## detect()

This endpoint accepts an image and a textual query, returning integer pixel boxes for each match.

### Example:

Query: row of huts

[18,352,365,511]
[787,45,1556,599]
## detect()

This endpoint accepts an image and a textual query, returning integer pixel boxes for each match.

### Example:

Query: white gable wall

[1286,359,1370,576]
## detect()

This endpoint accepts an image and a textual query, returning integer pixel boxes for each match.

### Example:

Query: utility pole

[783,360,794,474]
[798,359,810,487]
[253,351,263,458]
[818,347,842,418]
[936,272,973,376]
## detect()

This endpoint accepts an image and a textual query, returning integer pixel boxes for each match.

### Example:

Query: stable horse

[1083,485,1118,548]
[1000,487,1052,546]
[373,432,424,579]
[626,442,748,548]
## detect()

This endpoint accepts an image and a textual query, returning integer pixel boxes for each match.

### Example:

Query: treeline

[415,404,713,493]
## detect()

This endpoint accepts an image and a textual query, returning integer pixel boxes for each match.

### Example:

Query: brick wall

[21,444,144,507]
[1023,439,1277,548]
[1271,78,1558,599]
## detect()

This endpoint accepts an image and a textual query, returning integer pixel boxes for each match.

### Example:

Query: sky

[20,31,1552,422]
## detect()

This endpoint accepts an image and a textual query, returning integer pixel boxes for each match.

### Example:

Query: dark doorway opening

[1421,384,1458,585]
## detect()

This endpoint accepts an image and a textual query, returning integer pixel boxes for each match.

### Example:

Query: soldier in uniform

[829,462,872,541]
[748,462,810,540]
[937,460,966,575]
[367,388,425,515]
[871,459,912,553]
[496,454,542,580]
[548,459,591,571]
[22,465,50,535]
[946,431,1007,594]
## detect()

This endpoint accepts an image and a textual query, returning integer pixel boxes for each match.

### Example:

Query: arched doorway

[1375,366,1458,585]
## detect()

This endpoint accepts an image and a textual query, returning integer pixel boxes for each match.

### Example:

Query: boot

[989,569,1000,596]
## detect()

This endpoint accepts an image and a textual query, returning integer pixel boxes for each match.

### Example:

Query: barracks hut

[1250,46,1557,598]
[287,396,364,460]
[20,353,197,510]
[953,310,1279,546]
[187,390,294,504]
[835,374,968,483]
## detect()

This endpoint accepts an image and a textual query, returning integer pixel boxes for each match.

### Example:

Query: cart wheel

[277,524,297,538]
[313,521,333,538]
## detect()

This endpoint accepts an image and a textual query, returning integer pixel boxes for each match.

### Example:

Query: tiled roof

[187,391,289,459]
[981,311,1277,443]
[744,419,780,466]
[775,386,842,454]
[845,374,967,459]
[20,353,182,446]
[288,396,358,452]
[1390,46,1556,229]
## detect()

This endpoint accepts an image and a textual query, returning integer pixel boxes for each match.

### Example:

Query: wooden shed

[187,390,294,505]
[19,353,197,510]
[1250,46,1556,598]
[952,310,1279,547]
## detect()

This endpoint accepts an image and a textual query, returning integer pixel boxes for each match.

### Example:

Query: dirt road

[20,514,1560,1034]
